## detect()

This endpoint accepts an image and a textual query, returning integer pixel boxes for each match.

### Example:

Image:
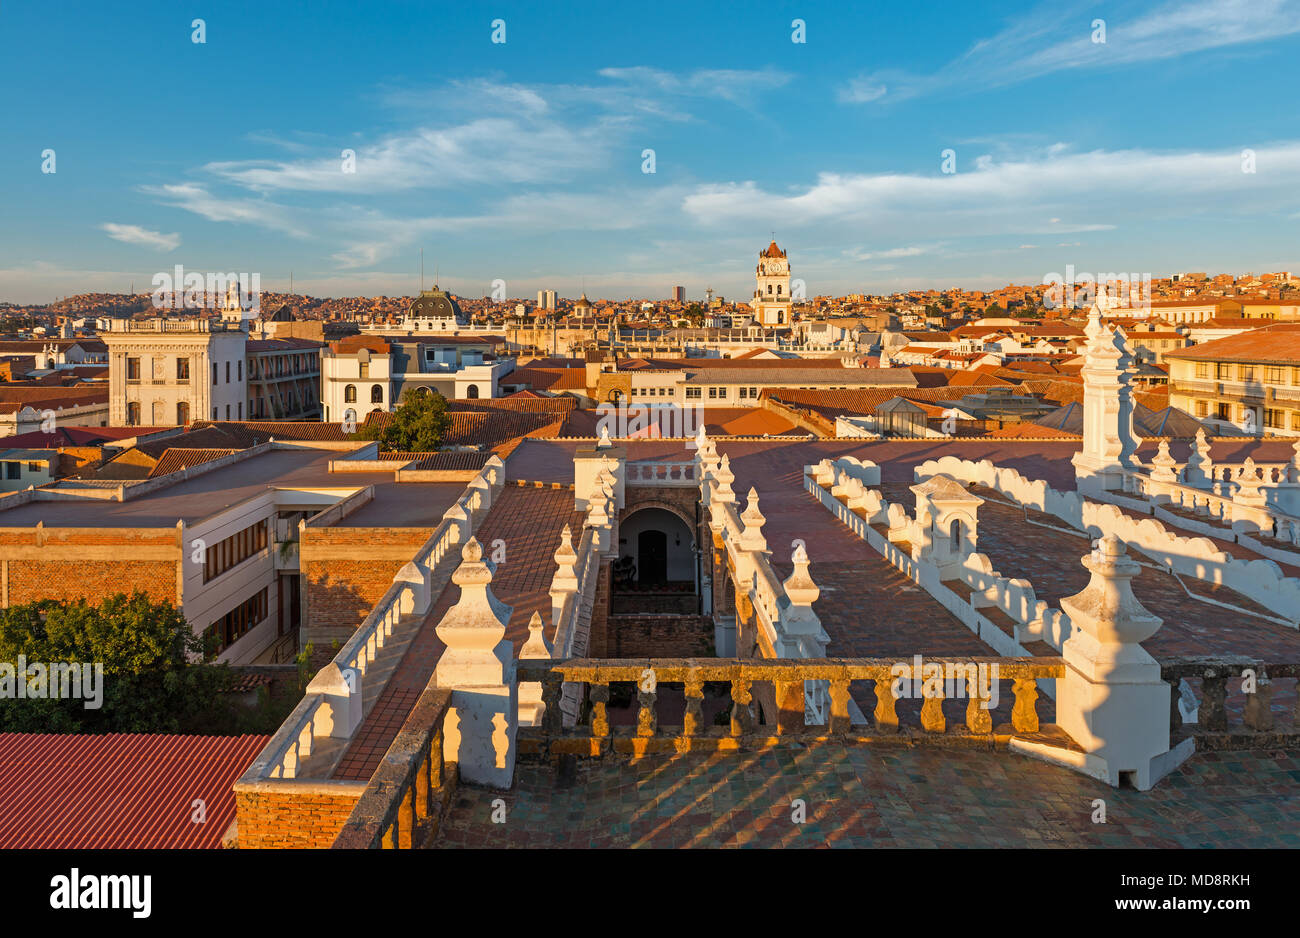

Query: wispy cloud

[682,142,1300,240]
[840,0,1300,103]
[100,223,180,252]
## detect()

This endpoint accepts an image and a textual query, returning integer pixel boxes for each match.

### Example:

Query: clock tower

[753,240,791,326]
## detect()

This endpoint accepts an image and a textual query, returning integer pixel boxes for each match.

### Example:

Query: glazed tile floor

[432,746,1300,848]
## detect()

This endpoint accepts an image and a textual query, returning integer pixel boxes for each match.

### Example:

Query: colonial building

[1165,322,1300,435]
[103,319,323,426]
[320,333,514,423]
[752,240,792,326]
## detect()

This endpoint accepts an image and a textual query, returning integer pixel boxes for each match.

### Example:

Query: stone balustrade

[331,683,455,849]
[242,459,503,782]
[516,657,1064,757]
[626,459,698,486]
[1161,656,1300,749]
[259,694,329,779]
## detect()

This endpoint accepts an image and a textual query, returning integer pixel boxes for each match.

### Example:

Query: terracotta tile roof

[761,386,974,421]
[945,370,1013,387]
[0,733,269,848]
[0,426,168,448]
[382,451,493,470]
[986,423,1080,439]
[0,387,107,415]
[449,397,576,415]
[1164,322,1300,364]
[331,335,392,354]
[504,367,587,391]
[190,420,349,443]
[148,447,241,477]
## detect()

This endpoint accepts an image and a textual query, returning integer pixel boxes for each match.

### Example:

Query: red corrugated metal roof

[0,733,269,849]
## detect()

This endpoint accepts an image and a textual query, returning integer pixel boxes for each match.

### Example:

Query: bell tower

[753,239,791,326]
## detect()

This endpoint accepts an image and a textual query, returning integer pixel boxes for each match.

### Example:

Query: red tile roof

[148,447,241,478]
[1164,322,1300,364]
[0,733,268,848]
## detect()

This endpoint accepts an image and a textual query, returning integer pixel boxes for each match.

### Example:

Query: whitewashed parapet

[245,460,505,782]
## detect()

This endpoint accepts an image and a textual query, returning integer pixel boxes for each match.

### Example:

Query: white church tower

[753,240,792,326]
[1072,304,1141,495]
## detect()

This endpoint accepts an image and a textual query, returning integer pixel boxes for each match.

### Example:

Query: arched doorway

[637,529,667,585]
[614,506,697,614]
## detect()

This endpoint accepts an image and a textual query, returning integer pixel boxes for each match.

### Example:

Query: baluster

[1011,677,1040,733]
[398,784,415,848]
[965,673,993,734]
[920,685,946,733]
[541,672,564,736]
[829,678,851,735]
[430,725,444,789]
[636,675,658,737]
[729,677,754,736]
[872,673,898,732]
[1200,671,1228,731]
[590,682,611,739]
[1243,670,1274,732]
[683,675,704,737]
[382,817,397,849]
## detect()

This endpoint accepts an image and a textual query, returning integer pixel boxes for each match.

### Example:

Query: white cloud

[682,142,1300,240]
[840,0,1300,103]
[100,223,180,252]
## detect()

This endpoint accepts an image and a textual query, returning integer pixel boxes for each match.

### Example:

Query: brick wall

[586,559,612,657]
[606,613,715,657]
[235,787,362,849]
[300,527,430,638]
[0,527,182,607]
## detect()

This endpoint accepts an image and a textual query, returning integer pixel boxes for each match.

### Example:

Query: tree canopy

[355,389,453,451]
[0,592,234,733]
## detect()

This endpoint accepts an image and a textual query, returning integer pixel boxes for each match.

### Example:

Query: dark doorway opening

[638,529,667,586]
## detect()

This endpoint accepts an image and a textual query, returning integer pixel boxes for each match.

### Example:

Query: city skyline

[3,0,1300,304]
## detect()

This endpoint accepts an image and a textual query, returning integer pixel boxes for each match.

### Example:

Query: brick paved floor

[335,487,586,780]
[432,746,1300,848]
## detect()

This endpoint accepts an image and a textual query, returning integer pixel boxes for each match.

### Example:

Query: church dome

[410,287,463,320]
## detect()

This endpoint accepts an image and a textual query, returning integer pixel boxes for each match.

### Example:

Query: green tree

[0,592,234,733]
[355,389,453,451]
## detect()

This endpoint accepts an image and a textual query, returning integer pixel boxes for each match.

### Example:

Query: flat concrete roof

[334,481,468,528]
[0,448,395,528]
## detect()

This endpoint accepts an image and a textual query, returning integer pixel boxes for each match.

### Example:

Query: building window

[226,361,231,383]
[686,387,701,400]
[177,357,190,380]
[126,357,140,381]
[359,362,369,379]
[238,402,243,419]
[27,462,41,473]
[1266,366,1283,384]
[177,401,190,425]
[344,384,357,403]
[203,519,268,584]
[1195,401,1208,417]
[1216,403,1231,421]
[237,361,242,381]
[226,404,231,420]
[205,587,270,654]
[127,402,140,425]
[1266,408,1285,429]
[212,407,218,420]
[370,384,383,403]
[1239,364,1255,382]
[1216,363,1231,380]
[1195,363,1210,379]
[466,385,479,399]
[5,463,18,480]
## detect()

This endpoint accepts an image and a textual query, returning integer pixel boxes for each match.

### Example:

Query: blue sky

[2,0,1299,303]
